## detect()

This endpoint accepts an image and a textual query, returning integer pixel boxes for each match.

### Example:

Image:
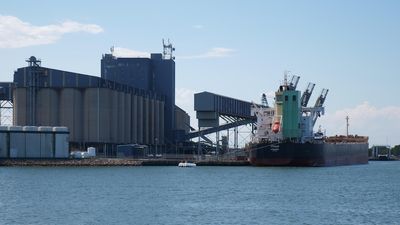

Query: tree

[391,145,400,156]
[369,146,390,157]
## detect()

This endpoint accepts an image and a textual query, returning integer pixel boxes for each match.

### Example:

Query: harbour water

[0,161,399,225]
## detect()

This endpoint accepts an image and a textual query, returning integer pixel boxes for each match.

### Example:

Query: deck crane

[300,82,315,107]
[312,88,329,126]
[289,75,300,90]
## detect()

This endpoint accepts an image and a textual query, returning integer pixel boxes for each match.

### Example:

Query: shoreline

[0,158,250,167]
[1,158,397,167]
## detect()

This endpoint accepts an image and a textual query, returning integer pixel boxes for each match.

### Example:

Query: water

[0,161,399,225]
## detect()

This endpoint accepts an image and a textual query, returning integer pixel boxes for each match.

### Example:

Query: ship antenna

[346,115,349,136]
[284,71,288,86]
[162,38,175,60]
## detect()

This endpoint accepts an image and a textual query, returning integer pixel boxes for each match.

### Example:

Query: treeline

[368,145,400,156]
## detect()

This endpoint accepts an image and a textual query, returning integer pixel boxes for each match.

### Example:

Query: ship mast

[346,115,349,136]
[284,71,289,86]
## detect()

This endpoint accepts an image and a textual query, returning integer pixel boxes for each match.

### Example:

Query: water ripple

[0,162,399,225]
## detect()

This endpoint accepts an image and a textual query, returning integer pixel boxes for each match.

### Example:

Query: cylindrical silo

[131,95,138,143]
[118,91,125,143]
[143,97,149,144]
[110,90,119,143]
[53,127,69,158]
[150,98,155,145]
[0,126,9,158]
[83,88,99,142]
[154,100,160,145]
[36,89,59,126]
[137,95,143,144]
[159,101,165,144]
[124,93,132,143]
[39,126,53,158]
[9,126,25,158]
[60,88,83,143]
[13,88,28,126]
[98,88,111,143]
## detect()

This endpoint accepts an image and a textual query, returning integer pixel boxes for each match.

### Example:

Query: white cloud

[112,47,150,58]
[177,47,235,59]
[0,15,103,48]
[319,101,400,146]
[193,24,204,29]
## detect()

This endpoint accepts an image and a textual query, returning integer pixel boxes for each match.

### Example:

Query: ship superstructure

[251,73,328,144]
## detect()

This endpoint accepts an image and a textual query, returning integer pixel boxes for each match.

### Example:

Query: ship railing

[325,135,369,143]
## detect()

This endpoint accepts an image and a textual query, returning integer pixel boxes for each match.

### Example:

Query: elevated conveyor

[185,118,256,140]
[182,92,257,141]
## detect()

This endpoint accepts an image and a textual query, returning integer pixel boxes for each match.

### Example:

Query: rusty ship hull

[248,142,368,167]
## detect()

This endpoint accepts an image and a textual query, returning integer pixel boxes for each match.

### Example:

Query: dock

[0,158,250,167]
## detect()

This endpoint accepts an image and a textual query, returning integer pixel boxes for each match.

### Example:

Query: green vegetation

[391,145,400,156]
[369,145,400,157]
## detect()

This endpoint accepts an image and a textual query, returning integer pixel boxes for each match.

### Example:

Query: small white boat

[178,162,197,167]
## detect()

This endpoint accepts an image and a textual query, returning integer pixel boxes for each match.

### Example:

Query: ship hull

[248,142,368,167]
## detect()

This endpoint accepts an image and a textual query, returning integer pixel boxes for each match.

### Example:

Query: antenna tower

[162,39,175,60]
[261,93,268,107]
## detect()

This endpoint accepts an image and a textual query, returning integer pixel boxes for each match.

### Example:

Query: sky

[1,0,399,146]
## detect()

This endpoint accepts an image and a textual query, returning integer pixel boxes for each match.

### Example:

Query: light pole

[155,137,158,157]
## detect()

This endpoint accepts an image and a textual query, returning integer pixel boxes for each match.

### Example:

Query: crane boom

[312,88,329,126]
[289,75,300,90]
[300,82,315,107]
[314,88,328,107]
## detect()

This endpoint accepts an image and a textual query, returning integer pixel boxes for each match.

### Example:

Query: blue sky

[1,0,399,145]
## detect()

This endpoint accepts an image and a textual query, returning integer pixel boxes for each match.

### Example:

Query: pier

[0,158,250,167]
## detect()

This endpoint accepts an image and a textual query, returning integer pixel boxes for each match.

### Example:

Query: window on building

[285,95,288,101]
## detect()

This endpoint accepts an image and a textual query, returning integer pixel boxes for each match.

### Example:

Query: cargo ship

[247,74,368,166]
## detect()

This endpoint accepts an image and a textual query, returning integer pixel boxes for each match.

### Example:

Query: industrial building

[0,126,69,158]
[0,43,190,157]
[101,50,177,142]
